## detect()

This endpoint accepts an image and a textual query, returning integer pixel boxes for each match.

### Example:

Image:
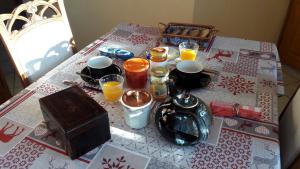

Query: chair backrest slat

[0,0,73,86]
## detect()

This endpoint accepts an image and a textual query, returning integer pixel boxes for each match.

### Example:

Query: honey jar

[150,47,168,68]
[150,66,169,101]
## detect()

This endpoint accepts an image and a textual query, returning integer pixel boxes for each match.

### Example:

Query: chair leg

[0,67,11,104]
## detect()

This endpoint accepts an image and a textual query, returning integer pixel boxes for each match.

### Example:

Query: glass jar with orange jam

[123,58,149,89]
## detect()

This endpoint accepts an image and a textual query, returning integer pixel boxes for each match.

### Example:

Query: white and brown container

[120,90,153,129]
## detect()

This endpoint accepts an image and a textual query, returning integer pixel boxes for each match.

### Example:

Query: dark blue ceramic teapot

[155,91,212,145]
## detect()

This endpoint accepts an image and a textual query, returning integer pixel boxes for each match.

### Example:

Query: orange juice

[102,81,123,102]
[180,49,197,60]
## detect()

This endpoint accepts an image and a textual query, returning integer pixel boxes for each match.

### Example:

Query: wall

[63,0,290,49]
[193,0,290,43]
[63,0,195,49]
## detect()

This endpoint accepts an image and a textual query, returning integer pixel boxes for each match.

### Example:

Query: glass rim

[99,74,124,84]
[179,41,199,49]
[123,57,149,72]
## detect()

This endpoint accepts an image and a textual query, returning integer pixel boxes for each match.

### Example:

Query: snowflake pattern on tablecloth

[147,158,181,169]
[135,26,159,36]
[217,74,255,95]
[260,42,273,52]
[112,29,133,38]
[257,92,273,122]
[0,138,45,169]
[108,35,127,43]
[127,34,152,46]
[259,79,276,88]
[35,82,61,95]
[102,156,134,169]
[223,56,258,77]
[191,129,252,169]
[207,82,215,90]
[116,23,139,33]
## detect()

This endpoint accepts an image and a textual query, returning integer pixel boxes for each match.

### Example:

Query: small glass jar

[150,66,169,101]
[150,47,168,68]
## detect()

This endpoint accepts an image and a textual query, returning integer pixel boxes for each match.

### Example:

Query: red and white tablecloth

[0,23,282,169]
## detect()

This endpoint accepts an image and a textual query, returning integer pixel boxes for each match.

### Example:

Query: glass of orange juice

[179,42,199,61]
[99,74,124,102]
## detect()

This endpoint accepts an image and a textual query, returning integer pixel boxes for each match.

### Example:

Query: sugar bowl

[120,89,153,129]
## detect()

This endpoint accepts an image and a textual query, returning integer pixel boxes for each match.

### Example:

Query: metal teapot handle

[167,78,178,97]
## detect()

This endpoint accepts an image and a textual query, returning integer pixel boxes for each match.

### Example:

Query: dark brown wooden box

[39,86,111,159]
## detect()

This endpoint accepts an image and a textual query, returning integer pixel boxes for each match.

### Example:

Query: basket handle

[158,22,167,33]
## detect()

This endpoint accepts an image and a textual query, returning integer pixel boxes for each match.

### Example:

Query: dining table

[0,23,284,169]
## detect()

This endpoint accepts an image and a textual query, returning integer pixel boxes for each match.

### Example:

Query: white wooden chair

[280,84,300,169]
[0,0,75,86]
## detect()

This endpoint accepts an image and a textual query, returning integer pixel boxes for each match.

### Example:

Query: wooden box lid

[39,86,107,138]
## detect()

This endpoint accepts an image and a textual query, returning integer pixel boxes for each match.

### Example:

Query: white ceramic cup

[120,92,153,129]
[176,60,203,73]
[86,56,113,79]
[87,56,112,69]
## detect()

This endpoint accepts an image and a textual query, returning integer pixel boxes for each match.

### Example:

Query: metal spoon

[63,80,102,92]
[75,72,98,83]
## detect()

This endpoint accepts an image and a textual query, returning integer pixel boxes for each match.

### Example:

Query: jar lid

[150,66,169,77]
[123,58,149,72]
[150,47,167,57]
[122,89,152,107]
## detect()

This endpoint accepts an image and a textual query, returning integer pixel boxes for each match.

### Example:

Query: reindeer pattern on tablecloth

[252,144,279,169]
[207,49,234,62]
[0,121,25,143]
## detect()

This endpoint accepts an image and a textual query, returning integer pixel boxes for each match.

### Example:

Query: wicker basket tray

[158,22,218,51]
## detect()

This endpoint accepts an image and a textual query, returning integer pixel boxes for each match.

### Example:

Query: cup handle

[113,65,123,75]
[86,67,93,78]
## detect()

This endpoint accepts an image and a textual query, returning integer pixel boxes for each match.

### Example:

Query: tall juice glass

[179,42,199,61]
[123,58,149,89]
[99,74,124,102]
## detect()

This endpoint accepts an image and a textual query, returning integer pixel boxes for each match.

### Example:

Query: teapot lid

[173,92,199,109]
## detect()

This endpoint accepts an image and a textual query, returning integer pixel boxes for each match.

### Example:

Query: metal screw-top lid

[123,58,149,73]
[122,89,152,107]
[173,92,199,109]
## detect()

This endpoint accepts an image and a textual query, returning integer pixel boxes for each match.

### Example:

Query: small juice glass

[179,42,199,61]
[99,74,124,102]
